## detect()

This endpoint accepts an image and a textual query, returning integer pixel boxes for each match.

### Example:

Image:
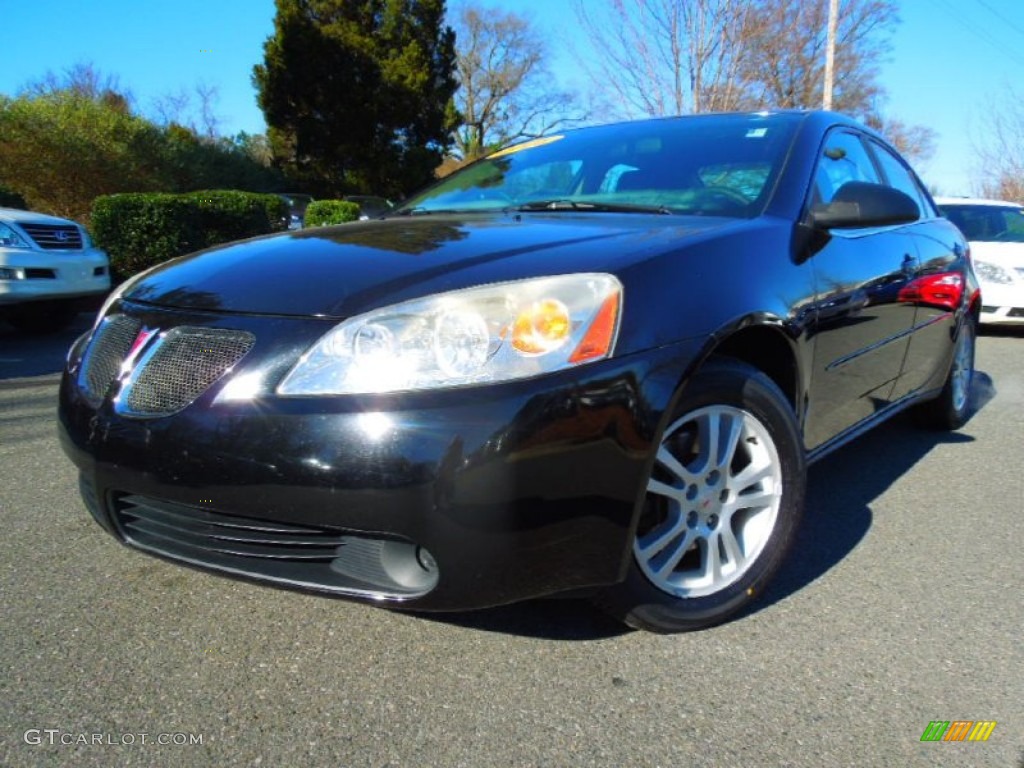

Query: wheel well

[711,327,799,411]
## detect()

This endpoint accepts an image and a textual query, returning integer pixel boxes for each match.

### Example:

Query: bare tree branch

[974,88,1024,200]
[451,4,584,160]
[573,0,759,119]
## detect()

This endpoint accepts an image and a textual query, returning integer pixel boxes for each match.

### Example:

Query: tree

[975,89,1024,201]
[573,0,754,118]
[150,82,224,140]
[253,0,459,198]
[738,0,897,116]
[158,125,286,194]
[571,0,933,172]
[22,61,135,114]
[864,113,936,165]
[451,4,581,161]
[573,0,901,120]
[0,67,285,223]
[0,90,165,221]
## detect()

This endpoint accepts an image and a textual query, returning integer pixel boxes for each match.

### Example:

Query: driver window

[814,131,880,205]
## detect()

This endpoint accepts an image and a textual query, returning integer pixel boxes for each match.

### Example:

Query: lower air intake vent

[112,494,435,599]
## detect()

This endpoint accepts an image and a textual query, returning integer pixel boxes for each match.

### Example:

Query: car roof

[0,207,80,226]
[934,196,1022,208]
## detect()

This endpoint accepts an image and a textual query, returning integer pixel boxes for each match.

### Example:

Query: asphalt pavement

[1,316,1021,767]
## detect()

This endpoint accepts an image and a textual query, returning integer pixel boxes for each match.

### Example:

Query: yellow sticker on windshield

[489,135,564,159]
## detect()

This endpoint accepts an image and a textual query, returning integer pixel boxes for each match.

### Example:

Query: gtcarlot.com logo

[24,729,203,747]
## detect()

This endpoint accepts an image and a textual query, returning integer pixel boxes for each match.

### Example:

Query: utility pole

[823,0,838,110]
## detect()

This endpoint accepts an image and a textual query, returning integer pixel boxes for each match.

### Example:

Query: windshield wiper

[513,199,673,215]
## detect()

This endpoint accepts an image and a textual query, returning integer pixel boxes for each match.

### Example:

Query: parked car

[936,197,1024,325]
[58,112,978,632]
[276,193,315,230]
[1,207,110,332]
[343,195,395,220]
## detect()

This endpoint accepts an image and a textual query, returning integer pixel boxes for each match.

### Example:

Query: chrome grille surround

[117,326,255,417]
[19,222,84,250]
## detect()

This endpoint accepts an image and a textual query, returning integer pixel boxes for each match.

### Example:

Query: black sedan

[58,112,978,632]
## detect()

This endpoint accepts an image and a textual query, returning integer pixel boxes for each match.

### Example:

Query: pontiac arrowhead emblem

[120,326,160,375]
[129,327,158,359]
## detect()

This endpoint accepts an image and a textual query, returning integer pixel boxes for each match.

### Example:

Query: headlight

[0,222,31,249]
[973,260,1013,285]
[278,274,622,395]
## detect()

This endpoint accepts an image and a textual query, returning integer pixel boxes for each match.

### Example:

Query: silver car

[0,207,110,332]
[936,197,1024,325]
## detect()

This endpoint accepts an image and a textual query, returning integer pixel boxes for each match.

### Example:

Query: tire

[914,317,975,431]
[4,301,78,334]
[594,358,806,633]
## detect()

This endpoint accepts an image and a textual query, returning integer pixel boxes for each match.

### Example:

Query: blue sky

[3,0,1023,195]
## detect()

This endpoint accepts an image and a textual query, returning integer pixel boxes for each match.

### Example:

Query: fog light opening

[416,546,437,573]
[379,540,440,591]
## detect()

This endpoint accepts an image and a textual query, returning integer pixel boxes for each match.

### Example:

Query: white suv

[0,207,111,332]
[936,197,1024,325]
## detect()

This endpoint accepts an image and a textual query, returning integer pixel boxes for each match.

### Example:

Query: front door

[803,129,919,449]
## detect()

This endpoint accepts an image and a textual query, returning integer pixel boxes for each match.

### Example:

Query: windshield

[401,114,801,218]
[939,204,1024,243]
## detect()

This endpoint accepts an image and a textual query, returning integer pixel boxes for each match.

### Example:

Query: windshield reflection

[400,114,801,219]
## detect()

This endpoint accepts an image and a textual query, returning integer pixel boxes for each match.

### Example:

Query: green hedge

[91,190,289,281]
[304,200,361,227]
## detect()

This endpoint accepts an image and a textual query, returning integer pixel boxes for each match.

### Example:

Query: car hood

[969,240,1024,267]
[122,213,742,318]
[0,207,80,227]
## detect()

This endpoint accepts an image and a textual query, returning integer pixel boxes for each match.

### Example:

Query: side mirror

[812,181,919,229]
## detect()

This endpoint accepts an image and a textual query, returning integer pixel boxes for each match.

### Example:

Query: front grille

[112,495,432,598]
[25,268,56,279]
[78,315,142,405]
[19,222,83,250]
[122,327,254,416]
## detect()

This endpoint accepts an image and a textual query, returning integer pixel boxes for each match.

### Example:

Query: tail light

[898,272,964,311]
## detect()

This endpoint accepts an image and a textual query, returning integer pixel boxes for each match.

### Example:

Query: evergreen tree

[253,0,458,198]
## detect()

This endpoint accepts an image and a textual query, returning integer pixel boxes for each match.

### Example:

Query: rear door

[867,140,967,399]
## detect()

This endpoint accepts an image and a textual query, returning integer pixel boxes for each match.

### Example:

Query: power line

[929,0,1024,70]
[975,0,1024,39]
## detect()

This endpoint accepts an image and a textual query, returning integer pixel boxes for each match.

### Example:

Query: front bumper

[977,279,1024,324]
[58,302,697,611]
[0,246,110,305]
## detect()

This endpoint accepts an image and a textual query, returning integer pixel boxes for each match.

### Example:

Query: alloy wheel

[635,404,784,598]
